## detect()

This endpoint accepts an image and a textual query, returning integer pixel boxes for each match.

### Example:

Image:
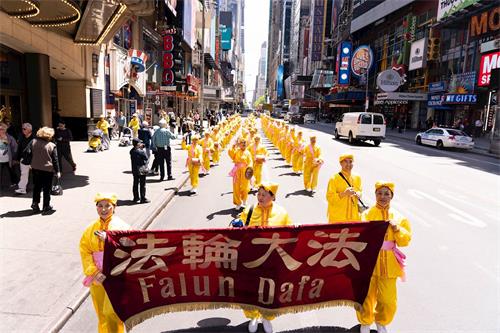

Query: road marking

[408,189,487,228]
[439,189,500,214]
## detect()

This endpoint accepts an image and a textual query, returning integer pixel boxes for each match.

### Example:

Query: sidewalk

[0,139,190,332]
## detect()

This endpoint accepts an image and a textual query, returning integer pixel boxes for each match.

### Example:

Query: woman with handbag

[326,153,363,223]
[130,138,150,204]
[30,127,60,213]
[356,182,411,333]
[186,134,203,194]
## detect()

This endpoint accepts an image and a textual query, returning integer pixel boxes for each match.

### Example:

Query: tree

[254,95,266,109]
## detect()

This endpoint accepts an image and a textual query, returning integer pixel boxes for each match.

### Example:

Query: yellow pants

[285,144,293,164]
[212,149,220,164]
[292,153,303,173]
[203,152,211,172]
[233,176,250,205]
[189,165,200,188]
[89,284,124,333]
[243,309,276,321]
[356,276,397,326]
[303,163,319,190]
[253,162,263,186]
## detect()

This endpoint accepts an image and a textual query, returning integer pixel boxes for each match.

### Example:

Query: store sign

[162,34,175,86]
[437,0,480,22]
[376,69,403,92]
[480,38,500,53]
[478,51,500,87]
[444,94,478,104]
[337,41,352,85]
[470,7,500,38]
[409,38,427,71]
[428,81,446,93]
[377,92,427,101]
[428,94,445,107]
[351,45,373,77]
[311,0,326,61]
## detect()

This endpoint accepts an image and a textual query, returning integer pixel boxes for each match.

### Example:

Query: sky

[244,0,270,105]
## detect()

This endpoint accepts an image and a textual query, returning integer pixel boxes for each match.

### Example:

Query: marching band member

[356,181,411,333]
[326,154,363,223]
[80,193,130,333]
[228,137,253,209]
[302,134,323,194]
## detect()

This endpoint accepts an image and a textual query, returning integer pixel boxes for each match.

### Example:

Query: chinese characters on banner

[102,222,388,330]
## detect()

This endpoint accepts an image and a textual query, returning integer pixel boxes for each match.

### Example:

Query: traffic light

[172,49,184,84]
[427,38,440,61]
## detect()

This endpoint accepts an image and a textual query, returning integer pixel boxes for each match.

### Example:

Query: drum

[191,158,201,166]
[244,166,254,180]
[255,154,266,163]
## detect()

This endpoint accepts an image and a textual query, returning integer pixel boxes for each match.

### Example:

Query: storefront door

[115,98,137,121]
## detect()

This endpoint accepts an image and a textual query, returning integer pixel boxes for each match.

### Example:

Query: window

[360,114,372,124]
[373,115,384,124]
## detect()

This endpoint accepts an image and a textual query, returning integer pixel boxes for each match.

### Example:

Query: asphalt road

[62,121,500,333]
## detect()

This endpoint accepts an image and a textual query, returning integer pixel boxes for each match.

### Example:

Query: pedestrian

[302,134,323,194]
[186,134,203,194]
[474,118,483,137]
[107,112,116,140]
[14,123,34,194]
[176,115,182,135]
[79,193,129,333]
[356,181,411,333]
[228,137,253,209]
[30,126,60,213]
[200,131,214,175]
[128,113,140,139]
[138,121,152,159]
[168,111,176,133]
[0,122,18,188]
[249,135,267,187]
[238,181,292,333]
[130,138,150,204]
[151,120,177,181]
[55,121,77,172]
[117,111,126,137]
[326,153,363,223]
[96,116,110,150]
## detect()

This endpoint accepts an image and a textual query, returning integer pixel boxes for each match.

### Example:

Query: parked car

[290,112,304,124]
[415,128,474,150]
[334,112,386,146]
[304,113,316,124]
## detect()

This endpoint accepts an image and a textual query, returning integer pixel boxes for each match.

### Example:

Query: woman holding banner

[79,193,130,333]
[239,181,291,333]
[356,181,412,333]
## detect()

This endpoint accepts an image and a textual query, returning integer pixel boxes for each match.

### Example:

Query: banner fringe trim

[125,300,361,331]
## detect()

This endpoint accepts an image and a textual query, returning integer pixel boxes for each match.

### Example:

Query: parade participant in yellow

[279,125,289,156]
[228,137,253,209]
[303,134,323,194]
[239,181,292,333]
[80,193,130,333]
[249,135,268,187]
[186,135,203,194]
[326,154,363,223]
[200,131,214,174]
[292,130,305,174]
[285,127,296,164]
[211,126,221,165]
[357,182,411,333]
[128,113,140,139]
[96,116,110,150]
[181,136,188,150]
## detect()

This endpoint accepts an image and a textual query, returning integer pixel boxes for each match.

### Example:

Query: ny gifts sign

[102,222,388,330]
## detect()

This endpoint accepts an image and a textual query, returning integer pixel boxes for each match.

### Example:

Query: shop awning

[325,91,371,103]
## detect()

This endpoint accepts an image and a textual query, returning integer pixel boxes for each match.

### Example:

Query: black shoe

[140,198,151,204]
[167,176,174,181]
[159,177,164,181]
[133,198,140,204]
[42,205,53,212]
[31,204,40,213]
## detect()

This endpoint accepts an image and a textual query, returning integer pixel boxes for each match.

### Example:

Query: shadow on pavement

[285,189,312,198]
[0,209,35,218]
[117,199,139,206]
[279,172,301,177]
[58,174,90,190]
[206,207,239,221]
[220,191,233,196]
[273,164,291,168]
[177,190,194,197]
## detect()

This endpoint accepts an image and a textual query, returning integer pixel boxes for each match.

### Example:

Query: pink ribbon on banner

[82,251,104,287]
[228,162,246,183]
[381,240,407,281]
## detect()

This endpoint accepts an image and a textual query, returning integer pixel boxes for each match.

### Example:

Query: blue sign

[428,94,444,107]
[337,41,352,86]
[277,65,284,100]
[221,26,232,50]
[428,82,446,93]
[444,94,478,104]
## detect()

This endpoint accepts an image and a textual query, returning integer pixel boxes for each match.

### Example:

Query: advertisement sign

[409,38,427,71]
[183,0,196,49]
[449,71,476,93]
[220,11,232,51]
[428,94,445,107]
[444,94,478,104]
[277,65,284,100]
[311,0,326,61]
[376,69,404,92]
[428,81,446,93]
[110,48,146,96]
[351,45,373,77]
[478,51,500,87]
[437,0,480,21]
[377,92,427,101]
[470,7,500,38]
[162,34,175,87]
[337,41,352,85]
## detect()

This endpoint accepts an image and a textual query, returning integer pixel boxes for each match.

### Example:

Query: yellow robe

[228,146,253,206]
[200,137,214,172]
[211,133,221,164]
[249,143,268,187]
[240,202,292,320]
[80,216,130,333]
[326,172,362,223]
[356,205,412,326]
[291,138,305,173]
[187,144,203,188]
[96,120,110,135]
[128,118,140,138]
[303,144,322,190]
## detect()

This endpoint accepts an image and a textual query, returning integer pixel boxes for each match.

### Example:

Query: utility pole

[200,1,205,126]
[364,69,369,112]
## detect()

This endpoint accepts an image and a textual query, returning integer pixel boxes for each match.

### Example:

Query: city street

[62,121,500,333]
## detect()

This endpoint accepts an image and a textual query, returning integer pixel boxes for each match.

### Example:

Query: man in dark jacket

[54,121,77,172]
[130,138,150,204]
[14,122,34,194]
[138,121,152,159]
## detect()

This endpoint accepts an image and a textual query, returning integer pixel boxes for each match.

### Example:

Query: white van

[334,112,386,146]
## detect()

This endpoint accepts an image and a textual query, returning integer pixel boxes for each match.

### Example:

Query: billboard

[183,0,196,49]
[437,0,480,21]
[337,41,352,85]
[277,65,284,100]
[351,45,373,77]
[311,0,326,61]
[409,38,427,71]
[478,51,500,87]
[220,11,232,51]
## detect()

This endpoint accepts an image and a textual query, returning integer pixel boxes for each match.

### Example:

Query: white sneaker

[376,323,388,333]
[360,324,371,333]
[235,205,241,210]
[191,188,197,194]
[247,318,258,333]
[15,189,27,194]
[262,318,273,333]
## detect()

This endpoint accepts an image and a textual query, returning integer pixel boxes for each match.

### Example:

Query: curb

[44,173,191,333]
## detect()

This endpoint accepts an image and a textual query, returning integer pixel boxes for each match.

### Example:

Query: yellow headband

[339,154,354,162]
[94,192,118,205]
[375,181,395,194]
[260,181,279,196]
